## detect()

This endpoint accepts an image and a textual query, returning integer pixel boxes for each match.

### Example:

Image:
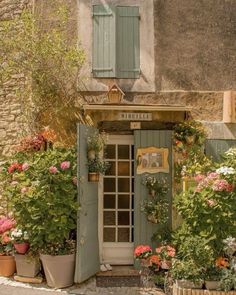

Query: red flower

[8,162,23,173]
[134,245,152,259]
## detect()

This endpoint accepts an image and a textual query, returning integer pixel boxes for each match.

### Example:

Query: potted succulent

[87,157,109,182]
[156,245,176,269]
[3,146,78,288]
[87,131,107,160]
[170,259,204,289]
[0,216,16,277]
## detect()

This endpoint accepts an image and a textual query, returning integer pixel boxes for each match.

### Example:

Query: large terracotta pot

[14,242,29,254]
[205,280,221,290]
[40,253,75,288]
[176,279,203,289]
[15,254,40,278]
[0,255,16,277]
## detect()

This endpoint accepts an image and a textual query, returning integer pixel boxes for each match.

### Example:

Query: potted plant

[11,228,29,254]
[3,146,78,288]
[134,244,152,267]
[156,245,176,269]
[142,176,168,197]
[141,199,168,225]
[205,265,222,290]
[170,259,204,289]
[87,157,109,182]
[87,131,107,160]
[0,216,16,277]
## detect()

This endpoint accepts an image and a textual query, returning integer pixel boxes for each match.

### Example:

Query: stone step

[96,266,141,287]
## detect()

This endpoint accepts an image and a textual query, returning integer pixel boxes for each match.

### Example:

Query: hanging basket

[185,135,196,145]
[148,190,156,197]
[87,150,96,160]
[88,172,99,182]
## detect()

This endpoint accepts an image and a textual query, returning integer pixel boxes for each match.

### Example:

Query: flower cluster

[10,228,29,243]
[156,245,176,261]
[8,162,23,173]
[49,161,71,174]
[195,171,234,193]
[0,216,15,255]
[134,245,152,259]
[216,166,235,175]
[0,217,15,234]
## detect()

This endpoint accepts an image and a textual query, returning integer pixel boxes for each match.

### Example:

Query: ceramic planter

[14,242,29,254]
[0,255,16,277]
[88,172,99,182]
[15,254,40,278]
[40,253,75,288]
[176,279,203,289]
[205,280,221,290]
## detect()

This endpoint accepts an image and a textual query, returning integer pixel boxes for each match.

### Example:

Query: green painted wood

[92,5,116,78]
[134,130,173,251]
[205,139,236,162]
[74,124,100,283]
[116,6,140,79]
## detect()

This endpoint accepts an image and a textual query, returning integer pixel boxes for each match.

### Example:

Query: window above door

[92,5,140,79]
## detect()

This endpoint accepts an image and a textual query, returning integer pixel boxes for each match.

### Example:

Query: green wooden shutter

[134,130,173,250]
[92,5,116,78]
[205,139,236,162]
[74,124,100,283]
[116,6,140,79]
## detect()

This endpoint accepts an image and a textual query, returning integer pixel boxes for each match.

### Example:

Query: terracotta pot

[87,150,96,160]
[176,279,203,289]
[88,172,99,182]
[0,255,16,277]
[205,280,221,290]
[15,254,40,278]
[40,253,75,288]
[14,242,29,254]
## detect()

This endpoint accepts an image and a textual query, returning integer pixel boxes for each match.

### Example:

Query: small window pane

[105,161,116,176]
[132,195,134,209]
[118,195,130,209]
[118,228,130,242]
[131,228,134,242]
[104,211,116,225]
[118,211,130,225]
[132,178,134,193]
[104,195,116,209]
[105,145,116,159]
[118,145,129,159]
[118,162,130,176]
[104,228,115,242]
[131,161,134,176]
[104,178,116,192]
[118,178,130,192]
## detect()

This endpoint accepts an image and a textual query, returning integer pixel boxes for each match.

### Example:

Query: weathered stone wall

[0,0,31,157]
[154,0,236,91]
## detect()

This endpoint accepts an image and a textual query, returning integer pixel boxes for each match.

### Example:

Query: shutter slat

[92,5,116,78]
[116,6,140,79]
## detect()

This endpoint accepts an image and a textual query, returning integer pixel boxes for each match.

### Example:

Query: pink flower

[134,245,152,258]
[0,217,15,234]
[60,161,70,170]
[22,163,29,171]
[21,187,28,193]
[207,199,216,207]
[49,166,58,174]
[194,174,205,183]
[212,179,233,192]
[11,181,18,186]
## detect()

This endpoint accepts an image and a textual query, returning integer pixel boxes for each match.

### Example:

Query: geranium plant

[156,245,176,261]
[134,245,152,260]
[0,216,15,255]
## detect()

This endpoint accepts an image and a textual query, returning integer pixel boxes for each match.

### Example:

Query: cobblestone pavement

[0,277,165,295]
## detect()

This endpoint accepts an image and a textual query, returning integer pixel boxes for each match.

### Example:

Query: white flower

[216,166,235,175]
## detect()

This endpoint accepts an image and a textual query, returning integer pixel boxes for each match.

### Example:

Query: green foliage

[142,175,168,197]
[174,120,206,145]
[220,268,236,291]
[170,259,204,282]
[87,157,110,174]
[141,199,169,225]
[0,6,85,129]
[0,147,78,255]
[87,131,107,153]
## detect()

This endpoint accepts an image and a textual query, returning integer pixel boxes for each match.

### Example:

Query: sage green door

[134,130,173,249]
[74,124,100,283]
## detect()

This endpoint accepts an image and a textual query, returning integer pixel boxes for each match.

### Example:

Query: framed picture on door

[136,147,169,174]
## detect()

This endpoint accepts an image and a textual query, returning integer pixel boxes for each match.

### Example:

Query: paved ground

[0,277,164,295]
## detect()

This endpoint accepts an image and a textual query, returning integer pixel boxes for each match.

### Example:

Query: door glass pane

[104,195,116,209]
[118,178,130,192]
[105,161,116,176]
[118,228,129,242]
[104,228,115,242]
[118,162,130,176]
[118,211,129,225]
[118,145,129,159]
[104,211,116,225]
[104,178,116,192]
[105,145,116,159]
[118,195,130,209]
